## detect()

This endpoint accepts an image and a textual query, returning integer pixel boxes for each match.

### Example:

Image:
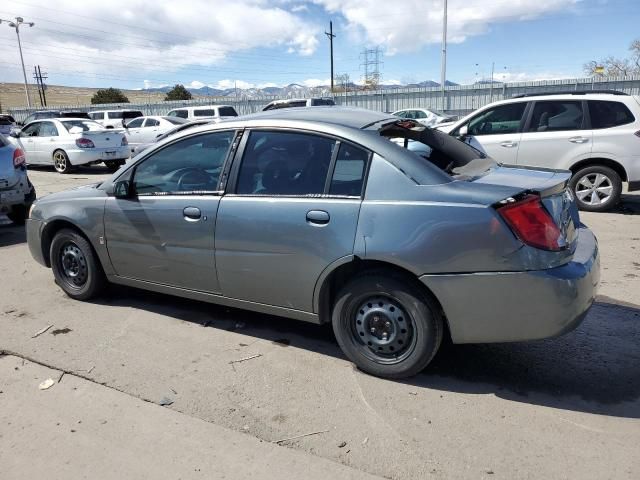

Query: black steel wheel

[332,272,443,379]
[50,228,105,300]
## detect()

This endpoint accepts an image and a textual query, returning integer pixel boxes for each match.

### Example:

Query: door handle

[306,210,330,225]
[569,136,589,144]
[183,206,201,221]
[500,141,517,148]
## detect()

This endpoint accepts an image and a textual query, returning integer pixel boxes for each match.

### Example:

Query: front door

[33,121,60,164]
[216,130,367,312]
[516,100,592,169]
[463,102,528,165]
[17,122,40,164]
[104,130,236,293]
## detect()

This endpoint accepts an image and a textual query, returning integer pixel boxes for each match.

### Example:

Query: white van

[166,105,238,122]
[89,109,144,129]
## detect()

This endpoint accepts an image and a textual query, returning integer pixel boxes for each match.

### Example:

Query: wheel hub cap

[575,173,613,206]
[354,296,412,357]
[60,243,87,286]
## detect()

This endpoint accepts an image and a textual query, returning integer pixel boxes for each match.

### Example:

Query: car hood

[36,182,105,204]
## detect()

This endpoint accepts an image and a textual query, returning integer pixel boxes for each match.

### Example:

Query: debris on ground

[362,437,369,445]
[32,324,54,338]
[408,391,418,395]
[273,429,329,444]
[159,397,174,406]
[57,372,65,383]
[170,388,177,395]
[229,354,262,365]
[38,378,55,390]
[338,441,347,448]
[86,366,95,374]
[51,327,72,336]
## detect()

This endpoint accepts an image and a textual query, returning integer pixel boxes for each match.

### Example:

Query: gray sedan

[26,107,599,379]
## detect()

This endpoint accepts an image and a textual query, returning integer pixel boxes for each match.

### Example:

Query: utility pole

[33,66,43,106]
[440,0,447,111]
[325,21,336,92]
[32,65,48,107]
[1,17,35,108]
[38,65,47,106]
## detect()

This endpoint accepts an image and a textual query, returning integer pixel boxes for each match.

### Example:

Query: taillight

[121,136,128,146]
[13,147,26,168]
[76,138,95,148]
[497,194,562,251]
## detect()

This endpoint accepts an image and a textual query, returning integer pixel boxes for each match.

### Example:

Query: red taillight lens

[75,138,95,148]
[497,195,562,251]
[13,148,26,168]
[121,136,128,146]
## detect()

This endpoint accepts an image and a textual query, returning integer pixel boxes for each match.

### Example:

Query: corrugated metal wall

[9,75,640,122]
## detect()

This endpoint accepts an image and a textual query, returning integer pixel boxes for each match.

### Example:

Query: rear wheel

[332,272,443,379]
[570,165,622,212]
[53,150,72,174]
[7,205,27,225]
[50,228,105,300]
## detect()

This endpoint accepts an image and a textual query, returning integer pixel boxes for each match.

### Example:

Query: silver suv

[440,91,640,211]
[0,134,35,224]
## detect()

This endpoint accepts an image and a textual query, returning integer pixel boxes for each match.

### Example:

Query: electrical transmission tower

[360,47,383,90]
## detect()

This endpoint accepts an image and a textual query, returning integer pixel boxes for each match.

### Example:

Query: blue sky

[0,0,638,90]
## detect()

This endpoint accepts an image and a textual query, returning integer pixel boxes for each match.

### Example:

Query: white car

[166,105,238,122]
[89,109,144,129]
[439,91,640,211]
[9,118,129,173]
[392,108,455,127]
[123,116,188,151]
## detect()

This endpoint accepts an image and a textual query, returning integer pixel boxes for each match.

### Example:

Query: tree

[165,84,192,101]
[91,88,129,104]
[584,39,640,76]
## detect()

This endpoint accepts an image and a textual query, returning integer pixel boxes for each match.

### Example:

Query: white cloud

[1,0,319,84]
[313,0,578,55]
[291,4,309,12]
[302,78,331,87]
[212,79,256,90]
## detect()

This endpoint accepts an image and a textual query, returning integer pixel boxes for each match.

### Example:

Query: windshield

[218,106,238,117]
[61,120,105,132]
[166,117,189,125]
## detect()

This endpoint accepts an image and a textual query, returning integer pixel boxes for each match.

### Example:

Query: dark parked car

[26,108,599,379]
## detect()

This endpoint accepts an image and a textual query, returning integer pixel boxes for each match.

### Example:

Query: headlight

[28,203,36,219]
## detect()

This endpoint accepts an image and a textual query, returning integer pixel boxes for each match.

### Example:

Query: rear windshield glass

[61,120,104,132]
[0,117,13,125]
[168,110,188,118]
[194,109,216,117]
[218,107,238,117]
[588,101,635,129]
[0,115,15,124]
[108,111,143,119]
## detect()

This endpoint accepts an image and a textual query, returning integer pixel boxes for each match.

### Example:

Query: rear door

[456,102,528,164]
[104,130,236,292]
[124,117,145,146]
[215,130,368,312]
[516,100,592,169]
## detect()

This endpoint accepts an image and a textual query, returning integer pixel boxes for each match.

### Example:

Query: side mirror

[458,125,469,137]
[113,180,132,198]
[9,130,20,138]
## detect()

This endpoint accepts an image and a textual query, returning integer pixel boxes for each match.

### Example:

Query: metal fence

[9,75,640,122]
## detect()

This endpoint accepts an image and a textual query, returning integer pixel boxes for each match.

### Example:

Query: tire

[7,205,27,225]
[332,272,443,379]
[104,160,124,172]
[570,165,622,212]
[50,228,105,300]
[53,150,73,174]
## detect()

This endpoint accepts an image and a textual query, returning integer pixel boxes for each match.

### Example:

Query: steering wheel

[176,168,211,191]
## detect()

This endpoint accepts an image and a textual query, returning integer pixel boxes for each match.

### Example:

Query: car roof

[489,92,636,106]
[233,106,395,130]
[90,109,142,113]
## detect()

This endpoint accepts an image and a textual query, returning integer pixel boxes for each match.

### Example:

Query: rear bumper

[0,176,35,212]
[419,227,600,344]
[26,218,47,266]
[67,146,130,165]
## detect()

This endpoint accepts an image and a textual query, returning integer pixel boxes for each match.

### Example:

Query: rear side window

[329,143,369,196]
[218,107,238,117]
[527,101,584,132]
[108,111,124,119]
[311,99,335,106]
[194,109,216,117]
[145,118,160,127]
[588,101,635,129]
[467,103,526,136]
[236,131,336,195]
[90,112,105,120]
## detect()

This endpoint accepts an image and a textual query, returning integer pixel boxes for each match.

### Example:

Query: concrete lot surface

[1,166,639,479]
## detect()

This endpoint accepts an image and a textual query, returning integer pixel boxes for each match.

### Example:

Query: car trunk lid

[81,131,124,149]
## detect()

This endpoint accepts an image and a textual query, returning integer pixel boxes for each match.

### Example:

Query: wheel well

[570,158,628,182]
[317,258,451,338]
[41,220,89,267]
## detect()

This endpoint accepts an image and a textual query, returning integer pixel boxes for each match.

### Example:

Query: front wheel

[50,228,105,300]
[53,150,72,174]
[104,160,125,172]
[570,165,622,212]
[332,273,443,379]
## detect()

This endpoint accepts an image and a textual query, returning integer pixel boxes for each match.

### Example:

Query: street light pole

[440,0,447,111]
[1,17,35,108]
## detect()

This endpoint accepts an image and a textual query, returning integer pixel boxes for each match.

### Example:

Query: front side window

[218,107,238,117]
[527,101,584,132]
[39,121,59,137]
[133,131,234,195]
[467,102,527,136]
[414,110,428,119]
[22,123,40,136]
[144,118,160,127]
[126,118,144,128]
[90,112,105,120]
[588,101,635,129]
[329,143,369,196]
[236,131,336,196]
[193,109,216,117]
